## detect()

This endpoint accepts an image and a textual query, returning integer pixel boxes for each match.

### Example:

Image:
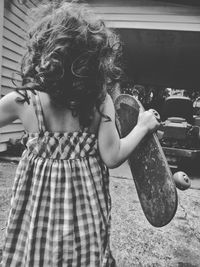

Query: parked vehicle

[121,83,200,171]
[159,95,200,171]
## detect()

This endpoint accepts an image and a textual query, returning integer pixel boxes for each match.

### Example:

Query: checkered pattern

[1,92,115,266]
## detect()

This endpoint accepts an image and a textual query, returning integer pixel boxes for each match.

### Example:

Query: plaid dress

[2,92,115,267]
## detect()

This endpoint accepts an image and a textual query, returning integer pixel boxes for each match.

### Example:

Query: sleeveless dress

[2,92,115,267]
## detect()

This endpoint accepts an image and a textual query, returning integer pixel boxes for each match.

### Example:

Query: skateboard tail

[129,158,178,227]
[128,139,178,227]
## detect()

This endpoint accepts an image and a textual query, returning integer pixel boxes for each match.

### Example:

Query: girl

[0,1,160,266]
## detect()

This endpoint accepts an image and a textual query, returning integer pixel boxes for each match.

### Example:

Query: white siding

[0,0,5,152]
[0,0,31,151]
[90,0,200,31]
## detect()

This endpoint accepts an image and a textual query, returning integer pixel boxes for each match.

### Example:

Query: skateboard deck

[115,94,178,227]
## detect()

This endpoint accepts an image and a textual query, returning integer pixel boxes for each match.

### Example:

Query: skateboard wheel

[173,171,191,191]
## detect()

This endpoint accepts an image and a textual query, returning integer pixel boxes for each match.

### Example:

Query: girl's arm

[0,92,22,128]
[98,94,160,169]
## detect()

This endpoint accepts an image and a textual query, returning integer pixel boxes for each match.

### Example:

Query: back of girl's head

[21,0,122,127]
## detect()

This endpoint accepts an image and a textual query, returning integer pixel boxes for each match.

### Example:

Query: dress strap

[31,91,46,132]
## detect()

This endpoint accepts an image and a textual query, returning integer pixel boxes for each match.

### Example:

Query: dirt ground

[0,160,200,267]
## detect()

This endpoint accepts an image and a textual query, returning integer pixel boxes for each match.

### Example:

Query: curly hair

[18,0,122,127]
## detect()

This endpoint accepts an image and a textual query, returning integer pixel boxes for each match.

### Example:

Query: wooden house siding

[89,0,200,32]
[0,0,36,152]
[0,0,5,152]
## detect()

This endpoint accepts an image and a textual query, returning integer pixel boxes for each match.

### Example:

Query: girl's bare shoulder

[0,91,31,127]
[0,91,28,110]
[1,91,23,102]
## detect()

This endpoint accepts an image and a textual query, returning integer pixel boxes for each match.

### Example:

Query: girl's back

[20,91,101,134]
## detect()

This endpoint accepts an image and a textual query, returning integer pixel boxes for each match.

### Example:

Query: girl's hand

[137,109,161,134]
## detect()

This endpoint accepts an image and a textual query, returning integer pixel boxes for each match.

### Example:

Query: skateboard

[114,94,178,227]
